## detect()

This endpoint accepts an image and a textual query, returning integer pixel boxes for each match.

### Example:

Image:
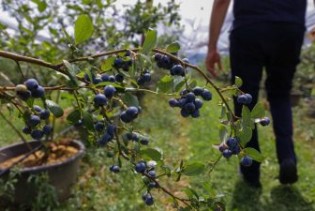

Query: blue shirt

[232,0,307,29]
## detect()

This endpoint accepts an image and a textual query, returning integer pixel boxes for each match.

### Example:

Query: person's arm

[205,0,231,77]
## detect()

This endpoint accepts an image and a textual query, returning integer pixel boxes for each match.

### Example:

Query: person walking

[205,0,307,187]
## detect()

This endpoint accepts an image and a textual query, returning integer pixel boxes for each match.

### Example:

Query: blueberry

[177,98,187,108]
[137,76,146,85]
[170,64,185,76]
[93,77,102,84]
[260,117,270,126]
[226,137,238,149]
[147,170,156,178]
[241,155,253,167]
[231,144,241,155]
[22,126,31,134]
[108,75,116,82]
[109,165,120,173]
[244,94,252,104]
[126,106,139,119]
[84,72,95,83]
[191,109,200,118]
[148,181,158,188]
[168,98,178,107]
[28,115,41,127]
[201,90,212,101]
[182,58,189,63]
[115,73,124,82]
[101,73,110,82]
[140,137,149,145]
[43,125,53,135]
[24,78,39,91]
[104,85,116,99]
[222,149,233,158]
[135,161,147,173]
[120,111,133,123]
[180,89,189,96]
[107,124,116,136]
[33,105,43,113]
[40,109,50,120]
[113,58,123,69]
[154,53,163,61]
[31,130,44,139]
[143,72,151,82]
[98,133,112,146]
[218,143,227,152]
[237,94,252,105]
[185,92,196,103]
[31,86,45,98]
[94,93,107,106]
[94,121,105,131]
[142,193,154,206]
[193,87,204,96]
[180,108,190,118]
[184,102,196,114]
[17,90,31,101]
[194,99,203,109]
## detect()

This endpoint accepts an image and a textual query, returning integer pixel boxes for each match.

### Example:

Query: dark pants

[229,22,305,181]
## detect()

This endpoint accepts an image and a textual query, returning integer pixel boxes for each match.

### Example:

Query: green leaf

[243,147,264,162]
[45,100,64,118]
[67,109,81,123]
[235,76,243,88]
[121,93,139,107]
[157,75,173,93]
[74,14,94,44]
[182,162,205,176]
[101,57,115,72]
[141,29,157,54]
[63,60,79,87]
[242,106,251,127]
[82,111,94,131]
[219,125,228,142]
[140,148,163,161]
[166,42,180,53]
[238,127,252,146]
[32,0,47,12]
[251,103,265,119]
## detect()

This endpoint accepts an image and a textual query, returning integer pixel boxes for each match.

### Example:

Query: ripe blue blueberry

[28,115,41,127]
[191,109,200,118]
[31,130,44,139]
[185,92,196,103]
[180,108,190,118]
[24,78,39,91]
[108,75,116,82]
[194,99,203,109]
[241,155,253,167]
[226,137,238,149]
[94,93,107,106]
[147,170,156,178]
[184,102,196,114]
[43,125,53,135]
[143,72,151,82]
[31,86,45,98]
[120,111,133,123]
[168,98,178,107]
[137,76,146,85]
[33,105,42,113]
[142,193,154,206]
[115,73,124,82]
[114,58,123,69]
[98,133,112,146]
[22,126,32,134]
[237,93,252,105]
[109,165,120,173]
[148,181,158,188]
[94,122,105,132]
[17,90,31,101]
[222,149,233,158]
[170,64,185,76]
[201,89,212,101]
[193,87,204,96]
[140,137,149,145]
[126,106,139,119]
[107,124,116,136]
[101,73,110,82]
[154,53,163,61]
[104,85,116,99]
[40,109,50,120]
[135,161,147,173]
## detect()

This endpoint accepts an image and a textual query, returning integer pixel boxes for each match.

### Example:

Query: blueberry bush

[0,1,270,210]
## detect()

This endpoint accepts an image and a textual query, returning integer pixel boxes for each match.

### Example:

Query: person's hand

[205,48,222,78]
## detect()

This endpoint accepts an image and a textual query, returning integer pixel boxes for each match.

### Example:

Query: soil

[0,140,79,169]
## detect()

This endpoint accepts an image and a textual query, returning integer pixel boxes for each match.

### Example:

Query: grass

[0,78,315,210]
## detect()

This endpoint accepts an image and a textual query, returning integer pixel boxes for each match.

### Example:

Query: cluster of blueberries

[154,53,188,77]
[93,85,117,107]
[96,123,117,146]
[113,51,133,71]
[120,106,141,123]
[169,87,212,118]
[219,137,253,167]
[84,71,124,84]
[22,105,52,140]
[124,132,149,145]
[16,78,45,101]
